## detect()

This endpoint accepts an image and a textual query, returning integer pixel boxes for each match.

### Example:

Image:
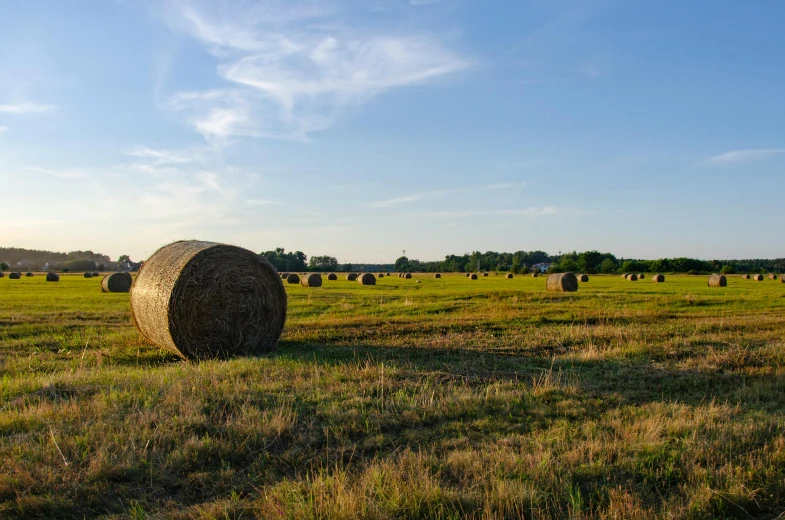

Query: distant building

[532,262,551,273]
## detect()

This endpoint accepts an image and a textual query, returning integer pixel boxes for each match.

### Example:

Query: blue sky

[1,0,783,263]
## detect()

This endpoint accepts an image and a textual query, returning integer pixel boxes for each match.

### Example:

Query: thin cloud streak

[420,206,596,218]
[0,103,57,114]
[709,149,785,163]
[365,182,526,208]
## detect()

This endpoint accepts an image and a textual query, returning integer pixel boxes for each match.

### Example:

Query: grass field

[1,273,784,519]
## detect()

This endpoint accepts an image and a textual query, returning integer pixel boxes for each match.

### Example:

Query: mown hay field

[1,273,784,519]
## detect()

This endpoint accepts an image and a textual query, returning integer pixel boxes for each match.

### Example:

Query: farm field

[1,273,784,519]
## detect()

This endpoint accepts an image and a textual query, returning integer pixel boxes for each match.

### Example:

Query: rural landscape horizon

[2,1,784,519]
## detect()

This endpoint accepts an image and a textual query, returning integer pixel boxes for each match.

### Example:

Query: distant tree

[342,263,353,273]
[309,255,338,270]
[719,264,736,274]
[97,264,106,271]
[117,255,131,265]
[0,262,8,272]
[394,256,410,272]
[64,260,97,272]
[599,258,617,274]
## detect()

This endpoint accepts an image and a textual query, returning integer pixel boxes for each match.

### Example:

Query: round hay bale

[652,274,665,283]
[403,273,412,279]
[346,273,358,281]
[0,272,4,278]
[301,273,322,288]
[327,273,338,281]
[101,272,133,293]
[531,272,539,278]
[464,273,470,277]
[386,272,391,276]
[577,274,589,282]
[358,273,376,286]
[505,273,513,279]
[25,272,33,277]
[286,273,300,284]
[281,272,289,279]
[483,272,489,277]
[9,272,21,279]
[378,273,384,278]
[547,272,578,292]
[621,273,628,279]
[708,274,727,287]
[639,273,645,279]
[434,273,441,278]
[752,274,764,281]
[129,240,286,360]
[741,274,750,279]
[469,273,478,280]
[627,274,638,281]
[769,274,778,280]
[84,272,93,278]
[92,272,100,277]
[46,272,60,282]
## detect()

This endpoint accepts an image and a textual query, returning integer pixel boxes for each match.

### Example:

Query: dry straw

[752,274,764,281]
[652,274,665,283]
[577,274,589,282]
[301,273,323,288]
[358,273,376,286]
[101,272,132,293]
[83,273,92,278]
[434,273,441,278]
[708,274,727,287]
[547,273,578,292]
[346,273,358,281]
[327,273,338,281]
[469,273,478,280]
[46,272,60,282]
[505,273,513,279]
[286,274,300,284]
[9,272,21,279]
[130,240,286,360]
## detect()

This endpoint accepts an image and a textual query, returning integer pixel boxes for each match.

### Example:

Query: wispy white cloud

[127,146,195,164]
[0,126,7,132]
[0,103,57,114]
[26,166,88,180]
[161,0,469,140]
[421,206,595,218]
[709,149,785,163]
[365,190,446,208]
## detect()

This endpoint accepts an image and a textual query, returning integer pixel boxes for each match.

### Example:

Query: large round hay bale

[741,274,750,280]
[652,274,665,283]
[286,273,300,284]
[531,272,539,278]
[9,272,21,279]
[577,274,589,282]
[25,272,33,277]
[752,274,764,281]
[769,274,778,280]
[434,273,441,278]
[404,273,412,279]
[130,240,286,360]
[83,272,93,278]
[301,273,322,288]
[327,273,337,281]
[46,272,59,282]
[358,273,376,286]
[469,273,478,280]
[346,273,358,281]
[708,274,727,287]
[546,273,578,292]
[101,272,133,293]
[505,273,513,279]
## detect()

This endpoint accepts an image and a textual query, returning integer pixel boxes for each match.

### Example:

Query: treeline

[0,247,113,271]
[550,251,785,275]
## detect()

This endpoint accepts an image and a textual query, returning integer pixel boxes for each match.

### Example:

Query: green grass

[1,273,784,519]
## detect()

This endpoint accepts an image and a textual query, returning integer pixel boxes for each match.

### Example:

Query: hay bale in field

[483,272,489,277]
[129,240,286,360]
[752,274,764,281]
[0,272,4,278]
[281,272,289,279]
[769,274,778,280]
[404,272,412,279]
[464,273,470,277]
[378,273,384,278]
[639,274,645,279]
[346,273,358,281]
[652,274,665,283]
[627,274,638,281]
[708,274,727,287]
[505,273,513,279]
[434,273,441,278]
[25,272,33,277]
[84,272,93,278]
[531,272,539,278]
[301,273,322,288]
[286,273,300,284]
[469,273,478,280]
[46,272,60,282]
[327,273,337,281]
[741,274,750,279]
[101,272,133,293]
[9,272,21,279]
[621,273,628,279]
[92,272,100,277]
[546,273,578,292]
[358,273,376,286]
[577,274,589,282]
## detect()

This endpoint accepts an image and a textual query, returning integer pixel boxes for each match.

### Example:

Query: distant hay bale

[741,274,750,279]
[46,272,60,282]
[386,272,391,276]
[627,274,638,281]
[621,273,628,279]
[464,273,470,277]
[505,273,513,279]
[531,272,539,278]
[769,274,778,280]
[752,274,764,281]
[378,273,384,278]
[327,273,337,280]
[434,273,441,278]
[708,274,727,287]
[639,274,645,279]
[469,273,478,280]
[358,273,376,286]
[102,272,133,293]
[25,272,33,277]
[0,272,4,278]
[546,273,578,292]
[9,272,21,279]
[404,273,412,279]
[286,273,300,284]
[129,240,286,360]
[483,272,489,277]
[281,272,289,279]
[346,273,358,281]
[83,273,93,278]
[92,272,100,277]
[301,273,323,288]
[577,274,589,282]
[652,274,665,283]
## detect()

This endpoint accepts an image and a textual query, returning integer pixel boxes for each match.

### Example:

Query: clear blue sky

[1,0,783,263]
